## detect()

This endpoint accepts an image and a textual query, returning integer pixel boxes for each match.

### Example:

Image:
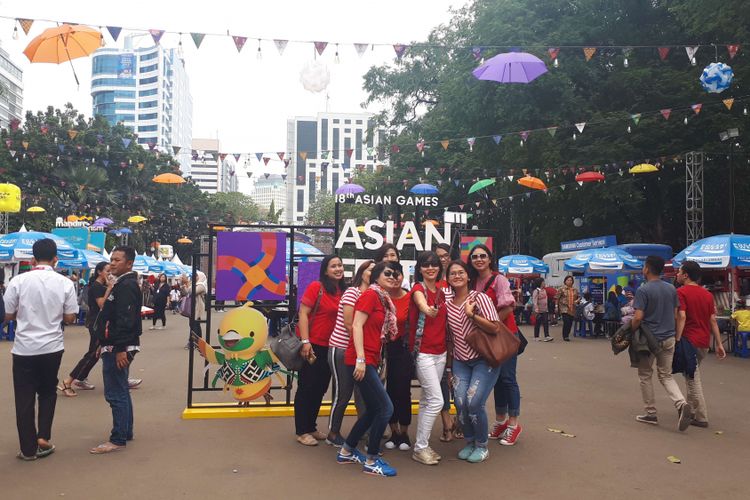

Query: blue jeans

[101,352,134,446]
[344,365,393,460]
[494,353,521,417]
[452,358,501,448]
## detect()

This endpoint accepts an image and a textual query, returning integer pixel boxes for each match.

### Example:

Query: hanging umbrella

[58,249,109,269]
[472,52,548,84]
[564,247,642,273]
[468,178,496,194]
[127,215,148,223]
[94,217,113,225]
[286,241,325,263]
[23,24,103,86]
[26,206,46,213]
[152,173,187,184]
[177,237,193,244]
[410,183,439,195]
[629,163,658,174]
[517,176,546,190]
[422,219,440,226]
[673,234,750,268]
[108,227,133,235]
[575,172,605,183]
[335,183,365,195]
[0,231,78,261]
[498,255,549,275]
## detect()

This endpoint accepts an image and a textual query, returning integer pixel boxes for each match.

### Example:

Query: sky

[0,0,466,193]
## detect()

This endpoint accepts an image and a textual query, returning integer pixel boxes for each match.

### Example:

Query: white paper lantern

[299,61,330,93]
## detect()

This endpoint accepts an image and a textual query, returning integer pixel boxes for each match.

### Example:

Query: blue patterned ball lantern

[700,62,734,93]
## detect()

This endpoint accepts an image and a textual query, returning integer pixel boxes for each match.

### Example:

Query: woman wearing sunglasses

[337,261,403,477]
[409,251,448,465]
[445,260,502,463]
[466,244,524,447]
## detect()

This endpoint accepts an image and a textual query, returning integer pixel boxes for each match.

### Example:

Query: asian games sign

[335,219,451,251]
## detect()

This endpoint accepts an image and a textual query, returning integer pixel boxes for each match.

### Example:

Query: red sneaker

[500,424,522,446]
[489,420,509,440]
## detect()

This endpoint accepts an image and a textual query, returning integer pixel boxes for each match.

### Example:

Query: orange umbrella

[24,24,103,86]
[152,173,187,184]
[517,175,546,190]
[177,237,193,244]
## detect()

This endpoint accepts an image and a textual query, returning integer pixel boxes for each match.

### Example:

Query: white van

[542,251,580,288]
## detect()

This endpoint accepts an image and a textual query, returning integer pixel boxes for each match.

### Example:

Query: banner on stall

[215,232,287,301]
[52,227,89,250]
[87,232,106,252]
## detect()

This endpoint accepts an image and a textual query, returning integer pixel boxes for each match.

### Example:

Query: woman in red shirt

[294,255,346,446]
[409,251,447,465]
[336,261,402,477]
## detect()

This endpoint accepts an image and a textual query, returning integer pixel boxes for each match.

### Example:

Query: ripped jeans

[452,357,501,448]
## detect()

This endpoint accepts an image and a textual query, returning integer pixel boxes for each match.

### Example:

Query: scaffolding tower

[685,151,704,245]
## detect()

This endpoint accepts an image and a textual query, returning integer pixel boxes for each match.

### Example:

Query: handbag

[270,286,322,371]
[464,292,520,368]
[179,294,193,318]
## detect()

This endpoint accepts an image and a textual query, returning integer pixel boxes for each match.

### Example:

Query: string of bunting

[3,14,744,64]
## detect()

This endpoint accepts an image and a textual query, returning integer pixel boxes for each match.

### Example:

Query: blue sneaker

[467,446,489,463]
[457,444,475,460]
[362,458,397,477]
[337,448,366,465]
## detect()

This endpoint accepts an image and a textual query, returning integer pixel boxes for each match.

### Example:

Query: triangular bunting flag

[727,44,740,60]
[416,141,425,153]
[264,173,270,179]
[454,180,460,187]
[149,29,165,45]
[393,44,407,59]
[660,109,671,120]
[631,114,641,125]
[475,202,481,207]
[424,167,431,175]
[354,43,368,57]
[58,144,65,152]
[575,122,586,133]
[148,142,157,150]
[471,46,483,61]
[441,140,450,150]
[277,152,285,161]
[723,98,734,110]
[548,47,560,61]
[103,159,109,167]
[284,159,290,167]
[274,39,289,55]
[4,139,11,148]
[560,185,566,191]
[137,162,144,170]
[233,153,241,162]
[172,145,181,155]
[685,46,699,62]
[459,204,464,210]
[107,26,122,41]
[263,157,270,165]
[391,145,400,154]
[121,138,131,148]
[520,131,530,142]
[467,137,475,152]
[583,47,596,61]
[255,153,263,162]
[9,118,20,131]
[547,127,557,137]
[9,150,16,158]
[314,41,328,55]
[232,36,247,52]
[691,103,702,114]
[299,151,308,161]
[68,130,78,140]
[18,19,33,35]
[346,149,354,158]
[437,180,443,187]
[525,192,531,198]
[191,33,205,49]
[321,151,330,159]
[282,174,287,180]
[492,135,502,144]
[658,47,671,61]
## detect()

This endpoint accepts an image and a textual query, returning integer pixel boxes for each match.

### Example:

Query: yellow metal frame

[182,400,455,420]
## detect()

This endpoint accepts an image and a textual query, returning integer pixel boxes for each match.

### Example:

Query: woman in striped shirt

[326,260,374,447]
[446,260,502,463]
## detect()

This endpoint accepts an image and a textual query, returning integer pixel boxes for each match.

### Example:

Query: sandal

[89,442,125,454]
[440,429,453,443]
[57,383,77,397]
[296,434,318,446]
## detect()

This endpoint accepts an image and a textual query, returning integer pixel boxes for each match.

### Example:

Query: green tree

[208,191,261,224]
[266,199,283,224]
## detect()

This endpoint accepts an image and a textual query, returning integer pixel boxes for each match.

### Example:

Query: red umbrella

[575,171,605,183]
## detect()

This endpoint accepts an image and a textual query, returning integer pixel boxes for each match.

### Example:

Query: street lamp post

[719,128,740,233]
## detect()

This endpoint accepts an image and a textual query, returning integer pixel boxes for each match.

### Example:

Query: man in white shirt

[3,239,78,461]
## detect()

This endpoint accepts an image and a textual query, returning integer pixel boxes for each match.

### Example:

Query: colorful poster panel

[297,261,321,309]
[216,232,287,301]
[460,236,494,261]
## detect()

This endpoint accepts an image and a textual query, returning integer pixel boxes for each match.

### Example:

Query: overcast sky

[0,0,465,192]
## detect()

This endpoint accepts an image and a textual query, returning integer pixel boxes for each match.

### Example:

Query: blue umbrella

[108,227,132,235]
[410,183,439,195]
[673,234,750,268]
[0,231,78,261]
[564,247,642,273]
[498,254,549,275]
[287,241,324,262]
[58,249,109,269]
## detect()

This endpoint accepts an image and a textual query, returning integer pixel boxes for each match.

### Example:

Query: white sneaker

[127,378,143,389]
[156,326,165,330]
[148,326,156,330]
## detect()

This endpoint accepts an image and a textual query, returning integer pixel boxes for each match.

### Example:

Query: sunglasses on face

[470,253,489,260]
[421,262,440,269]
[383,270,402,279]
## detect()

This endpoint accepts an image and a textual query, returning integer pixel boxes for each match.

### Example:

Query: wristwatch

[300,339,310,344]
[356,357,366,363]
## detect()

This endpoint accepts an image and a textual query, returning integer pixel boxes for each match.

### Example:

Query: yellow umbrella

[66,215,79,222]
[23,24,103,86]
[128,215,148,223]
[629,163,659,174]
[26,206,46,213]
[177,237,193,244]
[152,173,186,184]
[517,175,547,190]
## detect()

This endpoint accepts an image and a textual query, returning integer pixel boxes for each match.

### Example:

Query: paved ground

[0,313,748,499]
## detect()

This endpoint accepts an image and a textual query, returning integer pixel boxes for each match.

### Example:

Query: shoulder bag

[271,286,323,372]
[465,292,520,368]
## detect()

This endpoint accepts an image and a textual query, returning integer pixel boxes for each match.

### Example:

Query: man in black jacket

[90,246,142,454]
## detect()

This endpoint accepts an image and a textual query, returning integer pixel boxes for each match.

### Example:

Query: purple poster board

[216,232,287,301]
[297,261,321,309]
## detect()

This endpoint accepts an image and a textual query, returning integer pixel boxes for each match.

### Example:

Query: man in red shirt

[675,261,726,428]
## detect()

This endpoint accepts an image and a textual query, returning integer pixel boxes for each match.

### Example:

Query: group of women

[292,242,524,477]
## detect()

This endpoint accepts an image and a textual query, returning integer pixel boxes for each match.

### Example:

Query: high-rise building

[190,138,220,194]
[285,112,385,223]
[220,156,239,193]
[0,44,23,129]
[252,174,286,215]
[90,35,192,170]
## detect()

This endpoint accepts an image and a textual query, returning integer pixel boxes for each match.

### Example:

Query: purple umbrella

[95,217,114,225]
[335,183,365,195]
[472,52,548,83]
